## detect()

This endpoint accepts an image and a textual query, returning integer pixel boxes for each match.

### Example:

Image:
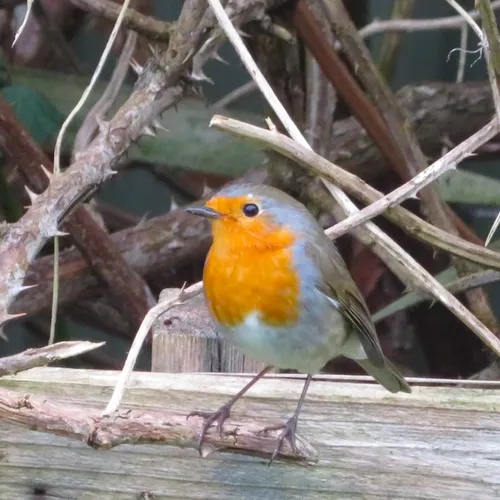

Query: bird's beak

[185,206,222,219]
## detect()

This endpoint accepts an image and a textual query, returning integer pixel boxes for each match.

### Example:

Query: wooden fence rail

[0,367,499,499]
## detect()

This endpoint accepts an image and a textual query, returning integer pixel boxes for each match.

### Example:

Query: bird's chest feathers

[204,244,300,327]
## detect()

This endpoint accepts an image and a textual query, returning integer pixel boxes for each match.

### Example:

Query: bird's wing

[305,237,386,367]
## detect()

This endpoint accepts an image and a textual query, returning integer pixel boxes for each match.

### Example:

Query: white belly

[217,309,348,374]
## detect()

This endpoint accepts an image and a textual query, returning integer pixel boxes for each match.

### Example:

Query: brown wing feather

[306,236,386,367]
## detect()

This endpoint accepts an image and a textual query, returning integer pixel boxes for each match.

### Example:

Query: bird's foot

[260,415,299,466]
[187,404,232,453]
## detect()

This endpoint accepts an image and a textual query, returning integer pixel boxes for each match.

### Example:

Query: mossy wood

[0,367,500,499]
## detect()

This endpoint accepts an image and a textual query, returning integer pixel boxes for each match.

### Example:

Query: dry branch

[0,0,279,326]
[328,118,499,238]
[0,96,153,331]
[359,0,500,38]
[214,116,500,271]
[211,115,500,357]
[0,341,105,377]
[70,0,172,42]
[3,81,494,322]
[2,367,500,498]
[0,378,315,463]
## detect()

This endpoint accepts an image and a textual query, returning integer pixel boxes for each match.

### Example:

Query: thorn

[16,284,38,293]
[104,168,118,178]
[212,52,228,65]
[152,120,169,133]
[265,117,277,132]
[190,85,206,101]
[96,117,110,134]
[129,58,143,75]
[0,327,7,341]
[24,185,39,204]
[40,164,54,180]
[142,126,156,137]
[0,312,26,325]
[51,230,70,238]
[136,213,149,229]
[170,198,179,211]
[237,29,251,38]
[188,70,214,85]
[182,48,196,65]
[148,44,161,60]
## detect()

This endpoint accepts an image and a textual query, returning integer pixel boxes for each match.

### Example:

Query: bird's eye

[242,203,259,217]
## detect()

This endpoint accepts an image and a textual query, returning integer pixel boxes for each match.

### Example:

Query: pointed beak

[185,206,222,219]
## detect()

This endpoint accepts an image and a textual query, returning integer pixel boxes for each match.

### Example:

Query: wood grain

[152,289,267,373]
[1,367,500,499]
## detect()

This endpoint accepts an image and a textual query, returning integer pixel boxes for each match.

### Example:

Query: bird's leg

[260,374,312,465]
[188,365,273,452]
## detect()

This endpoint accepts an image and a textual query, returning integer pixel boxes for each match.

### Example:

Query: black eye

[243,203,259,217]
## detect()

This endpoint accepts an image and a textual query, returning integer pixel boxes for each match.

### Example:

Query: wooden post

[152,288,267,373]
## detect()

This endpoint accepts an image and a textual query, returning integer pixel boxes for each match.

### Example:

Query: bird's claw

[188,404,232,452]
[260,415,299,466]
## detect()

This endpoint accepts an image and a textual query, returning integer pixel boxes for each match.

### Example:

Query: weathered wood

[152,289,267,373]
[1,367,500,499]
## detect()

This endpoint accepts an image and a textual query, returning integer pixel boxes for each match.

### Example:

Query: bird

[186,183,411,463]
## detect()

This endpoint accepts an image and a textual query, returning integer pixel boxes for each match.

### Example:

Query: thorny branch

[0,96,153,334]
[0,386,317,463]
[0,0,281,326]
[4,80,487,322]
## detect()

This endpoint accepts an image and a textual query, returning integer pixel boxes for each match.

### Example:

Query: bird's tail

[355,358,411,393]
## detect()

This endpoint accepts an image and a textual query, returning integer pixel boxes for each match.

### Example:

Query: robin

[186,183,411,463]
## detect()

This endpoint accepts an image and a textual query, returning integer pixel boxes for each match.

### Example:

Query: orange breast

[203,245,300,328]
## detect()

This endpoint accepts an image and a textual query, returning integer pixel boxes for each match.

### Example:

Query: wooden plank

[152,289,267,373]
[1,367,500,499]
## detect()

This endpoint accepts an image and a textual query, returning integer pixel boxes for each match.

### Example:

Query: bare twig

[70,0,172,42]
[194,0,500,367]
[32,0,83,74]
[210,81,257,110]
[0,341,105,377]
[377,0,415,81]
[213,116,500,270]
[359,0,500,38]
[374,269,500,323]
[73,30,138,157]
[304,0,337,157]
[456,23,468,83]
[210,115,500,358]
[49,0,132,344]
[476,0,500,78]
[12,0,34,47]
[442,1,500,334]
[328,118,499,238]
[103,282,203,415]
[323,0,500,339]
[470,0,500,246]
